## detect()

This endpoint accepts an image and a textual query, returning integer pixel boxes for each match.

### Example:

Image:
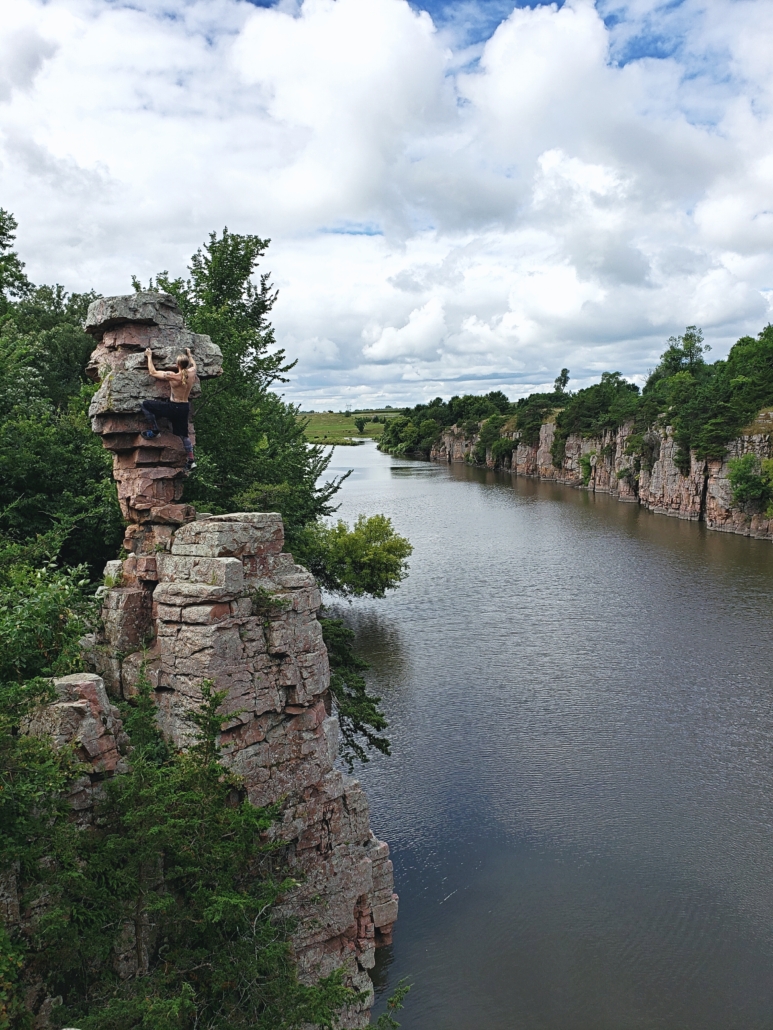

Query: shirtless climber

[141,347,197,471]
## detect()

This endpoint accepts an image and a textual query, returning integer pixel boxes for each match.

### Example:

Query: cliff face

[431,414,773,540]
[88,513,397,1024]
[15,292,396,1028]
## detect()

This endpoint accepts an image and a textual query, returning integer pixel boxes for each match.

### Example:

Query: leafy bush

[727,454,773,510]
[0,561,96,683]
[491,437,515,463]
[291,514,412,599]
[472,415,506,463]
[579,453,594,486]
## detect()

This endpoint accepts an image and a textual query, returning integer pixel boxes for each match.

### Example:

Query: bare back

[146,349,197,401]
[167,370,196,403]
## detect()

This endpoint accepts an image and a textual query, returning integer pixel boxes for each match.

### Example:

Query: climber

[141,347,197,470]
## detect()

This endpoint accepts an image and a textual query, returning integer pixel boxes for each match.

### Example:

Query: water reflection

[325,442,773,1030]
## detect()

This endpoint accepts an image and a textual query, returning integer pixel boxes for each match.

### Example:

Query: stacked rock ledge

[86,511,398,1024]
[85,291,223,526]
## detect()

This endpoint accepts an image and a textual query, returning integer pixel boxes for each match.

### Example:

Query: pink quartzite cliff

[80,292,396,1027]
[431,413,773,540]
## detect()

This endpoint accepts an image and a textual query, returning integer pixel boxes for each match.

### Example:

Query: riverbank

[430,414,773,541]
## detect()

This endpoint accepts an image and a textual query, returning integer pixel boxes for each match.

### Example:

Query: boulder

[85,292,185,336]
[171,513,284,558]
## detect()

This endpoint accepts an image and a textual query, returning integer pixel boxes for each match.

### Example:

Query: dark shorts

[141,399,190,438]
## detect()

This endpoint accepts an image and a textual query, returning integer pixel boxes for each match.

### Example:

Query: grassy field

[300,410,397,445]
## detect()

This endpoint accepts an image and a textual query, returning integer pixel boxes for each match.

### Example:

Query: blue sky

[2,0,772,407]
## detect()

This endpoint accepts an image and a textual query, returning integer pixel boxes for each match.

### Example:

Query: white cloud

[1,0,773,406]
[364,296,447,360]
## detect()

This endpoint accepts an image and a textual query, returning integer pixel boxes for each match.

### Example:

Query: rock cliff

[11,293,396,1028]
[431,413,773,540]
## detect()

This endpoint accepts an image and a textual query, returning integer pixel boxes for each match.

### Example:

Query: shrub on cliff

[292,514,412,599]
[727,453,773,512]
[1,677,359,1030]
[0,562,96,684]
[473,414,508,464]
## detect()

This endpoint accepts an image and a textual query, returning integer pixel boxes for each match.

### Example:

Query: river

[324,441,773,1030]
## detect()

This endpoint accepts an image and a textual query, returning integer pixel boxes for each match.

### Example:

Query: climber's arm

[146,348,174,380]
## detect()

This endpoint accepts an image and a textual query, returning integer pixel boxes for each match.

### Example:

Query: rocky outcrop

[87,513,397,1023]
[85,291,223,526]
[76,292,395,1027]
[431,412,773,540]
[24,672,131,824]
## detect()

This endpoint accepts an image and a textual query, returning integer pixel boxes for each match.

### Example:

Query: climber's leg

[167,402,196,470]
[141,399,164,438]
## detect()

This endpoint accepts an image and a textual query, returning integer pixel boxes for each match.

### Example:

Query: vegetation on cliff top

[378,323,773,477]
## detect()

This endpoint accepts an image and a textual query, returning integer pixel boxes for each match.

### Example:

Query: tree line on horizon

[379,323,773,479]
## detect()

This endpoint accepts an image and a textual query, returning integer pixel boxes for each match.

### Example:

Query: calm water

[324,442,773,1030]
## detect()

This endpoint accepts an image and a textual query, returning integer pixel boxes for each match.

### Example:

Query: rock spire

[78,292,396,1026]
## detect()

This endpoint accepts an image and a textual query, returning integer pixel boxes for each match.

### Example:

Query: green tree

[292,514,411,599]
[727,453,773,510]
[0,335,122,574]
[137,230,344,532]
[9,285,99,408]
[554,368,570,393]
[0,210,32,304]
[0,239,119,573]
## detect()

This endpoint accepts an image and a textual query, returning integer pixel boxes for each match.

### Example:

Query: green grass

[300,410,394,445]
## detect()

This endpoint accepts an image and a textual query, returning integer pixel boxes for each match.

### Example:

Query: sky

[1,0,773,408]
